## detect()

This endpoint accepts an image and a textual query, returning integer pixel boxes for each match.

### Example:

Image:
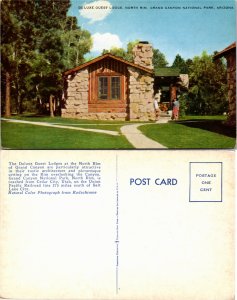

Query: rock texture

[61,69,89,118]
[132,42,154,70]
[128,66,155,121]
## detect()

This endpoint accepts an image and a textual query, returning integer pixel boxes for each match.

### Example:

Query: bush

[178,93,188,117]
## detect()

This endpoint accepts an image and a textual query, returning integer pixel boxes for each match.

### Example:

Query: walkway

[121,123,167,149]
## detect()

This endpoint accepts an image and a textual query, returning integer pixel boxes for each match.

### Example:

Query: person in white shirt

[153,90,161,121]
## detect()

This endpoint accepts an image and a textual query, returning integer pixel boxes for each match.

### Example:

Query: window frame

[97,74,122,101]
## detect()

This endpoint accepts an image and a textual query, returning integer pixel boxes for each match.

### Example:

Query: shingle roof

[155,67,180,77]
[214,42,236,59]
[63,53,154,76]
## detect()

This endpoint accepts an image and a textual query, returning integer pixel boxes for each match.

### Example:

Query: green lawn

[180,115,227,121]
[139,121,236,149]
[1,121,133,149]
[4,115,140,132]
[1,115,236,149]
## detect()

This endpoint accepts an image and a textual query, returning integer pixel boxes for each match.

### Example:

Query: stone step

[160,112,171,118]
[156,118,171,124]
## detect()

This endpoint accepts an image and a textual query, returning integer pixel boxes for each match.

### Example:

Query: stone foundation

[61,111,127,120]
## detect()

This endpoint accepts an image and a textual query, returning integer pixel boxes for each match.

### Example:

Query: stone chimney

[132,41,153,70]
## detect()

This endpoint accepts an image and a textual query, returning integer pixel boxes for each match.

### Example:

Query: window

[98,77,108,100]
[98,76,121,100]
[111,77,120,99]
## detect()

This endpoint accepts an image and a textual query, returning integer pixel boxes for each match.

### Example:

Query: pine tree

[1,0,37,114]
[1,0,93,117]
[152,48,169,69]
[172,54,189,73]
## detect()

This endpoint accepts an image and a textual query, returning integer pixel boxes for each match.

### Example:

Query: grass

[4,115,143,132]
[1,121,134,149]
[1,115,236,149]
[180,115,227,121]
[139,121,236,149]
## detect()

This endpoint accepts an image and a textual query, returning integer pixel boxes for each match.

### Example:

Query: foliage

[186,52,228,115]
[61,16,92,69]
[177,93,188,117]
[172,54,189,73]
[102,41,168,69]
[152,49,169,68]
[1,0,37,114]
[1,0,92,116]
[185,58,193,73]
[102,47,127,59]
[102,40,139,61]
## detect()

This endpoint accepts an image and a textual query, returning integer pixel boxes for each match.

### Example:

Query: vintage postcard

[1,0,236,150]
[0,0,236,299]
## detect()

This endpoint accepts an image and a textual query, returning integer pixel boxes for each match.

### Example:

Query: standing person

[153,93,161,121]
[172,98,180,120]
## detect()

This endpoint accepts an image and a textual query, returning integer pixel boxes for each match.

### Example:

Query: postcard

[0,150,235,299]
[0,0,236,299]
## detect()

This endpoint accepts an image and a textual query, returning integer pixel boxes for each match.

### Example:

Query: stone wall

[132,42,154,70]
[61,69,89,118]
[128,67,155,121]
[127,42,155,121]
[226,51,236,127]
[70,112,127,120]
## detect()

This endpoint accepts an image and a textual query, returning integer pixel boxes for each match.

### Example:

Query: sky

[68,0,236,65]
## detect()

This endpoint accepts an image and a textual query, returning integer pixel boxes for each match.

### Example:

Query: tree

[101,40,139,61]
[125,40,139,61]
[1,0,36,115]
[101,41,169,70]
[186,51,228,115]
[1,0,92,116]
[102,47,127,58]
[185,58,193,73]
[152,48,169,69]
[172,54,189,73]
[59,16,93,69]
[32,0,71,117]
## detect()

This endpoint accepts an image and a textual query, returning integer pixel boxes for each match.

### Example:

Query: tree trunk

[49,95,54,117]
[16,77,23,114]
[4,71,11,117]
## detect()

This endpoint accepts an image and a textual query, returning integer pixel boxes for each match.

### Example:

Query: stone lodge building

[214,42,236,127]
[62,42,186,121]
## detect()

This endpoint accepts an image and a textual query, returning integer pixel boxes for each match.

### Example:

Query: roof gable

[214,42,236,59]
[63,53,154,76]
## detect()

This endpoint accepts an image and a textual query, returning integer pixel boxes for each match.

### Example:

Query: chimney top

[132,41,153,70]
[139,41,149,44]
